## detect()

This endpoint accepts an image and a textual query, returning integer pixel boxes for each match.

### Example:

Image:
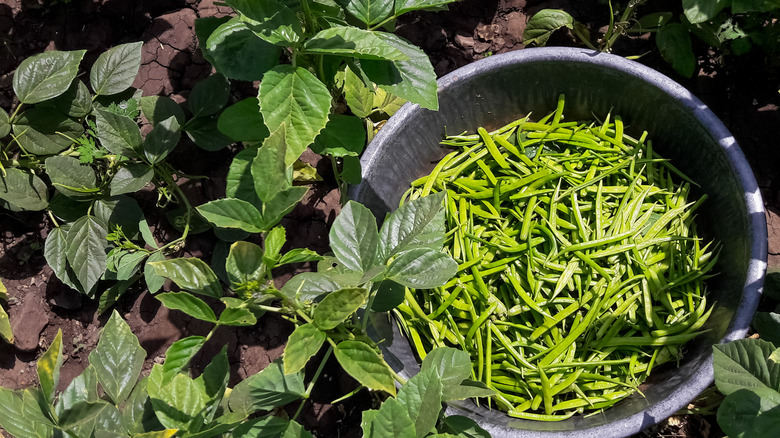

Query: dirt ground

[1,0,778,437]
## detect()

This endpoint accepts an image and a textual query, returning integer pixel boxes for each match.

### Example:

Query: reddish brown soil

[1,0,779,437]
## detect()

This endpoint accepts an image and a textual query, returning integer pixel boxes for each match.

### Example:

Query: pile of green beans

[395,95,718,420]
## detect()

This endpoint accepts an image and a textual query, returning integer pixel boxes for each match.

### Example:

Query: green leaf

[144,252,166,293]
[330,201,379,274]
[218,98,269,143]
[0,305,12,344]
[754,312,780,345]
[189,73,230,118]
[304,26,407,60]
[339,0,394,25]
[263,226,286,267]
[150,257,223,298]
[442,379,496,401]
[56,366,99,416]
[110,163,154,196]
[258,186,308,230]
[683,0,731,24]
[379,191,446,259]
[360,32,438,110]
[717,388,780,438]
[157,292,218,323]
[148,370,207,431]
[185,115,235,151]
[371,280,405,312]
[344,66,374,118]
[143,115,181,164]
[732,0,780,13]
[523,9,574,46]
[0,167,49,211]
[94,196,145,240]
[98,277,139,315]
[45,155,97,199]
[13,49,86,104]
[395,0,457,15]
[122,377,152,434]
[197,346,230,422]
[90,311,146,405]
[247,361,306,410]
[91,42,143,96]
[0,387,53,438]
[95,109,143,157]
[280,272,345,302]
[197,198,265,233]
[231,415,290,437]
[397,366,442,438]
[227,146,262,204]
[258,65,331,165]
[59,400,112,431]
[44,226,82,292]
[48,193,90,222]
[162,336,207,384]
[421,347,472,387]
[281,420,313,438]
[0,106,10,137]
[714,339,780,399]
[439,415,491,438]
[362,397,415,438]
[226,241,266,290]
[196,16,233,65]
[252,133,291,203]
[313,287,368,330]
[206,17,282,82]
[51,79,93,118]
[334,340,395,395]
[228,0,303,45]
[386,248,456,288]
[37,330,64,405]
[656,23,696,78]
[140,95,186,126]
[312,114,366,157]
[66,215,109,294]
[283,323,326,375]
[218,307,258,326]
[12,106,83,155]
[278,248,324,265]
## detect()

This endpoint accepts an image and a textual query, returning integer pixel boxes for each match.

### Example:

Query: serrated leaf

[219,307,258,326]
[150,257,223,298]
[338,0,394,25]
[60,400,112,431]
[313,287,368,330]
[12,106,83,155]
[228,0,303,45]
[227,146,261,204]
[397,366,442,438]
[89,311,146,405]
[344,66,374,118]
[231,415,290,437]
[362,396,414,438]
[283,323,326,375]
[714,339,780,399]
[386,248,457,288]
[197,198,265,233]
[95,109,143,157]
[330,201,379,274]
[143,115,181,164]
[162,336,207,384]
[56,366,99,416]
[523,9,574,46]
[110,163,154,196]
[45,155,97,198]
[189,73,230,118]
[258,65,331,165]
[94,196,144,240]
[52,79,93,118]
[304,26,407,60]
[334,340,395,395]
[157,292,218,323]
[656,23,696,77]
[218,98,269,143]
[91,42,143,96]
[683,0,730,24]
[185,115,234,151]
[226,241,265,290]
[421,347,472,387]
[44,227,83,293]
[379,191,446,259]
[66,215,109,294]
[0,167,48,211]
[0,387,53,438]
[278,248,324,265]
[259,186,308,231]
[140,95,186,126]
[13,49,86,104]
[252,132,291,203]
[197,346,230,422]
[206,17,281,81]
[37,329,63,405]
[311,114,366,157]
[149,372,207,431]
[247,361,306,410]
[360,32,438,110]
[395,0,457,15]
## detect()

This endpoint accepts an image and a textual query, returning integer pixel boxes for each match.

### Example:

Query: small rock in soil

[11,293,49,352]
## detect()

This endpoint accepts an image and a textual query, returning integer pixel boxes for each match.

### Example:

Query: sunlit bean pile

[395,96,718,420]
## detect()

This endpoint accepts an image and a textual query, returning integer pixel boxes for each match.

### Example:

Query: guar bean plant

[525,0,780,77]
[0,43,240,310]
[198,0,459,199]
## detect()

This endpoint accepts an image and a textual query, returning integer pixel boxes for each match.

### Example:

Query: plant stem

[293,346,334,422]
[329,155,347,205]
